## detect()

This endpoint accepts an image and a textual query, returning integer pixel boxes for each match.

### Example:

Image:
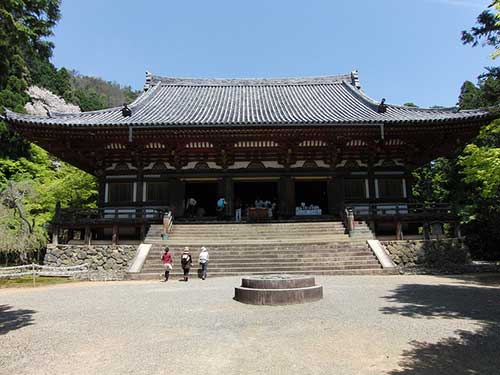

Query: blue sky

[51,0,493,107]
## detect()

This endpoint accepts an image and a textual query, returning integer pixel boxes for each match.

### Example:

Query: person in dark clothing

[234,197,242,222]
[216,196,226,221]
[161,247,173,281]
[181,247,193,281]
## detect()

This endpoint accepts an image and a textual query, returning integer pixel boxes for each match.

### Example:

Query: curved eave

[5,115,491,129]
[2,70,493,129]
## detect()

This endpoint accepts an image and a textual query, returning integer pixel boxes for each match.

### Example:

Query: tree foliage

[412,1,500,259]
[0,0,61,159]
[0,1,137,259]
[459,67,500,109]
[0,181,47,260]
[462,0,500,59]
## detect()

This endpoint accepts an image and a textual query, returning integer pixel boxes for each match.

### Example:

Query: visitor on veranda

[199,246,209,280]
[181,247,193,281]
[161,247,173,282]
[186,197,197,219]
[216,196,226,220]
[234,197,242,222]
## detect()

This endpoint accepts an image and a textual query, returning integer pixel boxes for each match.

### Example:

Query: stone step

[148,232,351,236]
[145,253,377,265]
[127,268,394,280]
[147,240,368,246]
[149,234,350,239]
[145,238,363,245]
[136,221,380,278]
[147,250,373,257]
[142,261,381,272]
[147,243,369,248]
[157,224,346,229]
[145,248,372,257]
[139,265,382,276]
[159,226,346,231]
[147,249,374,255]
[149,228,346,233]
[151,233,348,238]
[159,222,346,228]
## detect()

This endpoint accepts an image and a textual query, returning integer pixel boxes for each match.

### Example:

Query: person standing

[185,197,197,219]
[234,197,242,223]
[199,246,209,280]
[181,247,193,281]
[216,196,226,221]
[161,247,173,281]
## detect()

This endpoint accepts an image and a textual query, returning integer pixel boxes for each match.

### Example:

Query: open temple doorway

[234,181,278,219]
[294,180,328,215]
[185,181,218,217]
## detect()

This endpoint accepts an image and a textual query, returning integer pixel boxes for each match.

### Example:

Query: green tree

[0,0,62,159]
[462,0,500,59]
[411,1,500,259]
[459,120,500,201]
[0,181,47,262]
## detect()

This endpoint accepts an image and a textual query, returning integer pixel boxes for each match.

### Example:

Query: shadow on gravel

[446,273,500,287]
[0,304,36,335]
[381,284,500,374]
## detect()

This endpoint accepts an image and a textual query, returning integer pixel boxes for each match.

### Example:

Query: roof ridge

[146,73,355,87]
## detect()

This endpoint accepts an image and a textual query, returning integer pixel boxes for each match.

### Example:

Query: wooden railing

[346,203,455,221]
[55,207,165,225]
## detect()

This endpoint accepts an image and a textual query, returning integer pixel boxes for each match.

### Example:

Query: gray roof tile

[4,71,489,127]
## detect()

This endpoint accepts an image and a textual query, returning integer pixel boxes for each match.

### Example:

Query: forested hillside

[0,0,139,261]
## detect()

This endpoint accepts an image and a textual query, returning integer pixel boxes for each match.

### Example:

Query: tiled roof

[3,71,489,127]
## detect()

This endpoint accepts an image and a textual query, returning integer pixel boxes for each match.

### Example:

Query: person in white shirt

[199,246,209,280]
[186,197,197,218]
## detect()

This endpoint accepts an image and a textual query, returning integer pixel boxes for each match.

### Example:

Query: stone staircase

[350,221,375,239]
[128,221,391,280]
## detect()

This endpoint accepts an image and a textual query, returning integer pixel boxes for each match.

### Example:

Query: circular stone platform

[234,275,323,305]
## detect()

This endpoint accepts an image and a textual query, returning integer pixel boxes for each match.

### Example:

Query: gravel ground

[1,274,499,375]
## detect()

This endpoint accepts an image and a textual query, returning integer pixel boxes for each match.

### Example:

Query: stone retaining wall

[45,244,138,280]
[381,239,472,273]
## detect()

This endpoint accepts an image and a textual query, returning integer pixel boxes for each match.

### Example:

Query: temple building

[3,71,491,241]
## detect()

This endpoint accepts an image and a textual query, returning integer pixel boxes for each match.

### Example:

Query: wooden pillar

[279,176,295,218]
[168,178,185,217]
[97,176,106,206]
[396,221,403,240]
[140,224,147,241]
[423,222,430,240]
[112,224,119,245]
[84,225,91,245]
[404,169,413,200]
[454,222,462,239]
[367,159,376,203]
[223,177,234,217]
[52,202,61,245]
[328,176,344,217]
[52,225,59,245]
[136,170,144,205]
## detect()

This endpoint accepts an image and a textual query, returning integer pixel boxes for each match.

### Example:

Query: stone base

[234,275,323,305]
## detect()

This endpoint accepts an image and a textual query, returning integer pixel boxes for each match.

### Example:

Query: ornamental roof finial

[351,70,361,89]
[377,98,387,113]
[144,71,153,91]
